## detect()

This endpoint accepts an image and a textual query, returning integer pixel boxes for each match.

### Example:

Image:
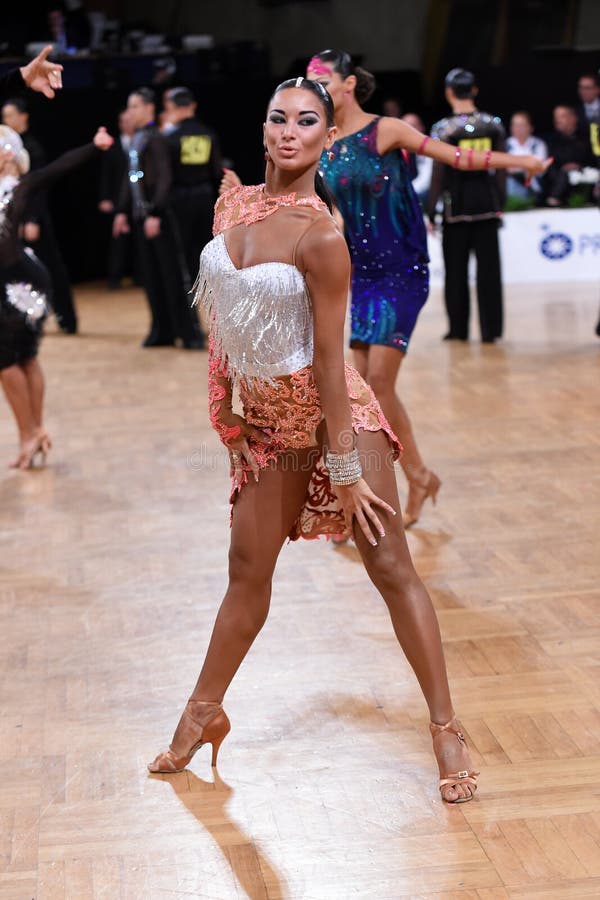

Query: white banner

[427,207,600,285]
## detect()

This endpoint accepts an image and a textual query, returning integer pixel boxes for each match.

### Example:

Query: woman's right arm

[21,128,113,198]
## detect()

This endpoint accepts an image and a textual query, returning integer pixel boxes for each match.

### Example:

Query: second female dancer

[306,50,549,528]
[144,77,550,803]
[0,125,113,468]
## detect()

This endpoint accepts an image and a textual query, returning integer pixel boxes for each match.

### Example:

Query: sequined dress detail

[194,184,402,540]
[318,117,429,352]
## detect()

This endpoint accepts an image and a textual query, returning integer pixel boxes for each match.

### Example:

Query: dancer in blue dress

[307,49,548,528]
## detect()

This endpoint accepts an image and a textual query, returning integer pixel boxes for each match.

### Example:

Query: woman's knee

[364,542,419,598]
[228,543,274,594]
[365,369,396,401]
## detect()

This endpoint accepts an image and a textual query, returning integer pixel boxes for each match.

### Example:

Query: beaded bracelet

[418,135,430,154]
[484,149,492,169]
[453,147,461,168]
[326,448,362,486]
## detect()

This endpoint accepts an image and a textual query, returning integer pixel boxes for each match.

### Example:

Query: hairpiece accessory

[307,56,332,76]
[295,76,303,88]
[418,136,430,154]
[326,448,362,486]
[453,147,461,169]
[467,148,474,169]
[484,149,492,169]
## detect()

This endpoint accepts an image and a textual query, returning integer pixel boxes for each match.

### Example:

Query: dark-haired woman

[306,50,548,528]
[0,125,113,468]
[143,77,548,803]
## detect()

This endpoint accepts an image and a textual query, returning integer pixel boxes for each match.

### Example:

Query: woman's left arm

[377,117,552,177]
[300,220,395,545]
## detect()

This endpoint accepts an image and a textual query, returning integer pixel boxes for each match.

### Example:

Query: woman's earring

[327,150,335,161]
[264,147,270,162]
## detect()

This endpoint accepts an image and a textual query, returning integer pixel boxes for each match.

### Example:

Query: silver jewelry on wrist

[325,448,362,486]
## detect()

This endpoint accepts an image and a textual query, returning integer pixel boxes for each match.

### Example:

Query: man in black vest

[113,87,202,349]
[428,69,506,343]
[163,87,223,292]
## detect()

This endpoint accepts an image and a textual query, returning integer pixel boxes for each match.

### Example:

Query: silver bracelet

[326,448,362,486]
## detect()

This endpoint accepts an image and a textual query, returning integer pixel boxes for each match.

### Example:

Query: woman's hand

[222,414,272,484]
[333,478,397,547]
[93,127,114,151]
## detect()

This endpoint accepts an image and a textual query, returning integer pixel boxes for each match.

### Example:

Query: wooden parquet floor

[1,280,599,900]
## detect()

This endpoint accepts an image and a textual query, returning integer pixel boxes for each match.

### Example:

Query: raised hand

[93,127,114,151]
[20,46,63,99]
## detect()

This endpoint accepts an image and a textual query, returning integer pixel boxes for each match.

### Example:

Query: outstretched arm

[377,116,552,178]
[20,128,113,199]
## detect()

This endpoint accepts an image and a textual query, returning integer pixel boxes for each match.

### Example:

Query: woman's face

[264,88,336,172]
[306,65,348,114]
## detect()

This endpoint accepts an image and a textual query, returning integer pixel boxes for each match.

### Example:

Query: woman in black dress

[0,124,113,468]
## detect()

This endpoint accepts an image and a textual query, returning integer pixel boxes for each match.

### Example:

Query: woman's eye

[300,118,318,126]
[269,115,286,124]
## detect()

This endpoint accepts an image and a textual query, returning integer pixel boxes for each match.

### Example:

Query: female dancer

[147,78,545,801]
[306,50,548,528]
[0,125,113,468]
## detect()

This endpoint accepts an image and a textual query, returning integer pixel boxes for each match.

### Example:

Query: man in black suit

[2,95,78,333]
[113,87,203,349]
[544,105,595,207]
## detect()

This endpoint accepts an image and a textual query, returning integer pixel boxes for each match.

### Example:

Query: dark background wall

[2,0,598,282]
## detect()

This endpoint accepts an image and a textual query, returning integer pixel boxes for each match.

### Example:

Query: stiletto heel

[403,470,441,528]
[430,717,479,803]
[148,700,230,774]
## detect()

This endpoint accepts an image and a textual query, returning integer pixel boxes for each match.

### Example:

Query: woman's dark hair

[269,77,335,211]
[312,49,376,106]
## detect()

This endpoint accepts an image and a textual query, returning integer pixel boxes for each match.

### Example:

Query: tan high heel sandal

[403,470,441,528]
[430,717,479,803]
[148,700,231,774]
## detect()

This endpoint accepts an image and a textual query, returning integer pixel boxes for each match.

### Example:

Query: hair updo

[268,77,335,211]
[270,76,335,127]
[312,49,376,106]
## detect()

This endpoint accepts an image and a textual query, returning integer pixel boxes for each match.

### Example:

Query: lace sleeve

[208,330,241,446]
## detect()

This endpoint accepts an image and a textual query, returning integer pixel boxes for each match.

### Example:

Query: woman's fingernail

[380,530,385,537]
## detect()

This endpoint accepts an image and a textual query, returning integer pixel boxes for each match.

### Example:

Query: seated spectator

[544,105,595,206]
[401,112,432,205]
[506,111,547,206]
[575,73,600,139]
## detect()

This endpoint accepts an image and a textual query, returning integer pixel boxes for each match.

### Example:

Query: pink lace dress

[194,184,402,540]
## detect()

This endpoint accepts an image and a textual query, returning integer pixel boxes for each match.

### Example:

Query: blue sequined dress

[319,117,429,352]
